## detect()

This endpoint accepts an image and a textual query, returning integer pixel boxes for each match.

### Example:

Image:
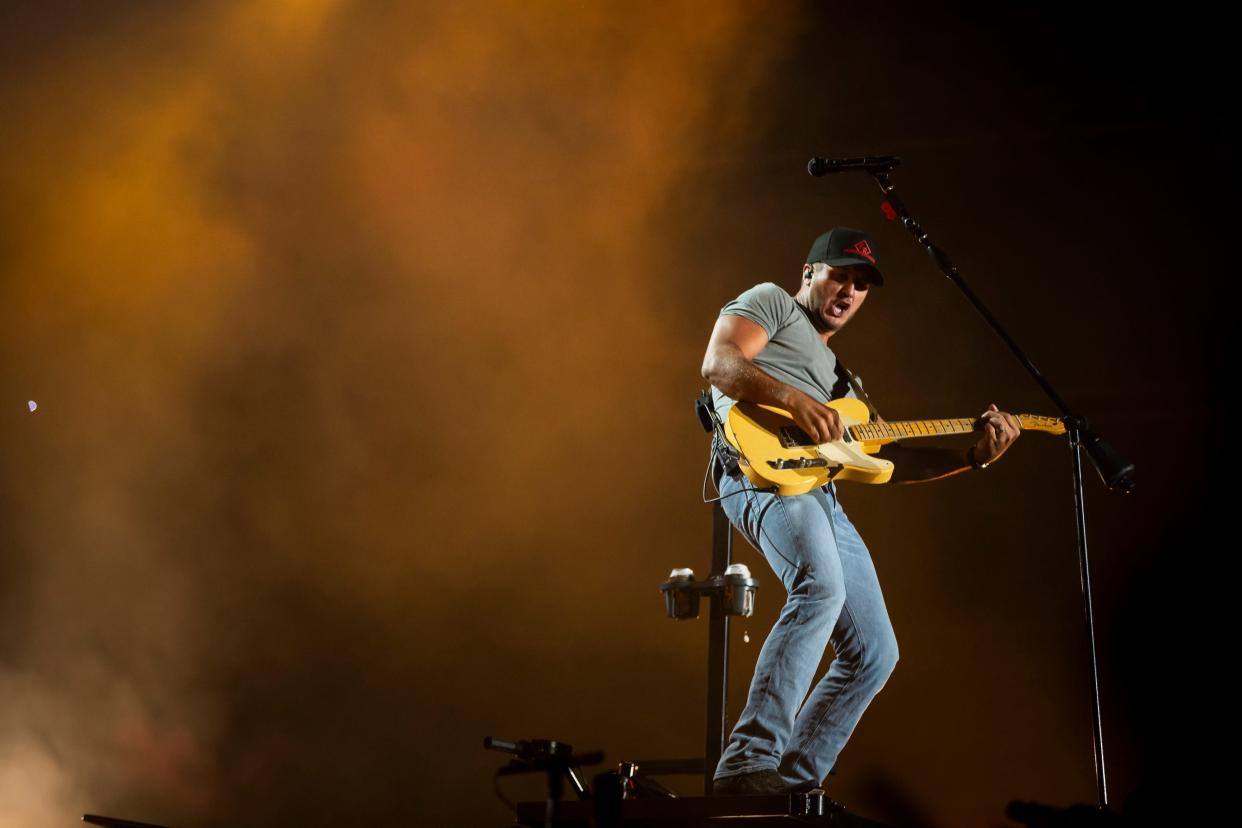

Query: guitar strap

[834,360,881,423]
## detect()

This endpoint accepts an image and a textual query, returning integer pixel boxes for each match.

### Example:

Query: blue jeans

[713,469,900,789]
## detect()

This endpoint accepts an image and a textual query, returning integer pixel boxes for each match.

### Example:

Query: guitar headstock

[1017,414,1067,435]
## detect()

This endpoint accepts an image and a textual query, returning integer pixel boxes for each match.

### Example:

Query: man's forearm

[702,343,797,409]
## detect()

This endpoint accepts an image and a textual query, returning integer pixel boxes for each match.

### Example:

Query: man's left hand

[974,403,1021,465]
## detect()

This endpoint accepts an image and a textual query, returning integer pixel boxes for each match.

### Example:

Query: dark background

[0,2,1226,825]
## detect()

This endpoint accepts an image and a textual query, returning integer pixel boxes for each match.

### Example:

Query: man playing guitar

[701,227,1020,796]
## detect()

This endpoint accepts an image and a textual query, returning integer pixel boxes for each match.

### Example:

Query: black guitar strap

[828,362,851,401]
[833,360,882,423]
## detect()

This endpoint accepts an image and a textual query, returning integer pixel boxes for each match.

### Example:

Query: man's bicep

[706,314,770,362]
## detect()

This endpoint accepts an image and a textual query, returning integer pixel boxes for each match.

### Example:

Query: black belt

[712,433,743,480]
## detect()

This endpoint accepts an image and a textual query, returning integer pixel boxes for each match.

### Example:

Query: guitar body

[725,398,894,495]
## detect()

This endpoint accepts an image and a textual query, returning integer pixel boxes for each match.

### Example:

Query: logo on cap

[848,240,875,264]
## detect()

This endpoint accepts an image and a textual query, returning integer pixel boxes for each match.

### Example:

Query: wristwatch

[967,445,990,470]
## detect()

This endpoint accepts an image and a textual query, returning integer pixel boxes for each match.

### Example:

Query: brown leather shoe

[712,769,790,796]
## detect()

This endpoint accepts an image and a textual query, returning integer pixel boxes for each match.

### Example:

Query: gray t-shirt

[710,282,861,425]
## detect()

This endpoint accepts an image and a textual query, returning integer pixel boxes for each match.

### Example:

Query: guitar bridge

[766,457,831,470]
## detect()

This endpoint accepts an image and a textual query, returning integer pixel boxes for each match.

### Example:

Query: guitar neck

[849,413,1064,442]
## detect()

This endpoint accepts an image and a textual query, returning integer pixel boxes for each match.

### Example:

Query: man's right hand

[785,389,844,444]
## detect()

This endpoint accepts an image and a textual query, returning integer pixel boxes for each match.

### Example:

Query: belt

[712,433,743,480]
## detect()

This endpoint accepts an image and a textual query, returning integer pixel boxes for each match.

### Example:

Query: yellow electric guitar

[724,397,1066,495]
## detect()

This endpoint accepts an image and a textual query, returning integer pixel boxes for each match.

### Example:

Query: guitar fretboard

[849,414,1064,442]
[850,419,976,441]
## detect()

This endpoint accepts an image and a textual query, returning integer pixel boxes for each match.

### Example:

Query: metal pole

[704,501,732,795]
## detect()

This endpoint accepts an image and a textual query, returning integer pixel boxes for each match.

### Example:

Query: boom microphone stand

[807,154,1135,814]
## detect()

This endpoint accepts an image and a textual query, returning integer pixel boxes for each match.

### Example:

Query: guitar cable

[700,435,750,506]
[699,406,751,506]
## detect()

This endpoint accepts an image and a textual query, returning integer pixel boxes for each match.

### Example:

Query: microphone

[807,155,901,176]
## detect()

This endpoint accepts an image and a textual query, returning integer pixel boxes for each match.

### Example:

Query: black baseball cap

[806,227,883,285]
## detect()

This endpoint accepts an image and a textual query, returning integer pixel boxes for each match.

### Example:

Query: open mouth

[829,301,851,317]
